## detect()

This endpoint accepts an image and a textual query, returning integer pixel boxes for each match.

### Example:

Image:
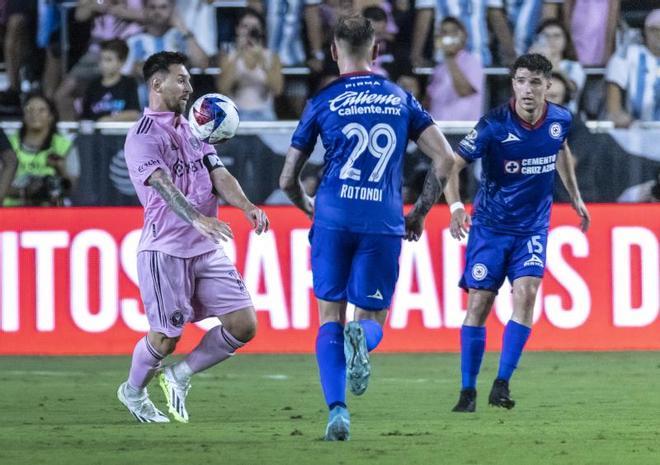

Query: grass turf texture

[2,353,659,465]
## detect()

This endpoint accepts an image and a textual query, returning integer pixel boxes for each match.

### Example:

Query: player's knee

[513,282,540,302]
[232,320,257,343]
[149,334,179,356]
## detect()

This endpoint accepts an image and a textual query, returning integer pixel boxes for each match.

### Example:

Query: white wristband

[449,202,465,214]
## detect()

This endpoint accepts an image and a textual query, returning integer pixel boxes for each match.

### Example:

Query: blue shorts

[309,226,402,310]
[460,224,548,293]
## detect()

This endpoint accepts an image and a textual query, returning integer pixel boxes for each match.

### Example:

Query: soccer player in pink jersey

[117,51,269,423]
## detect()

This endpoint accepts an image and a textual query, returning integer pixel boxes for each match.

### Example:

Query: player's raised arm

[556,141,590,232]
[404,124,455,241]
[147,168,234,242]
[204,157,269,234]
[279,146,314,219]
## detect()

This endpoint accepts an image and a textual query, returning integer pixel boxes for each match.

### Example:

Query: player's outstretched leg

[316,322,349,440]
[325,405,351,441]
[489,320,531,409]
[118,336,169,423]
[452,325,486,412]
[159,325,245,423]
[344,319,383,396]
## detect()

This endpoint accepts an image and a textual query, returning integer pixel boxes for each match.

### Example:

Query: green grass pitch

[2,353,660,465]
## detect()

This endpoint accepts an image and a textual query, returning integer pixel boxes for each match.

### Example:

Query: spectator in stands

[176,0,219,61]
[563,0,619,67]
[0,130,18,205]
[411,0,516,67]
[0,0,37,109]
[80,39,141,122]
[257,0,324,71]
[426,17,484,121]
[504,0,545,55]
[606,9,660,127]
[3,93,78,206]
[617,168,660,203]
[546,70,572,107]
[217,8,283,121]
[529,19,585,113]
[546,70,599,203]
[363,6,396,77]
[54,0,144,120]
[123,0,209,78]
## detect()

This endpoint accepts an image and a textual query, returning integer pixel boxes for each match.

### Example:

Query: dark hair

[100,39,129,62]
[334,15,375,53]
[535,18,578,61]
[142,51,187,83]
[440,16,467,35]
[511,53,553,78]
[239,7,266,34]
[20,92,59,151]
[549,71,572,104]
[362,6,387,23]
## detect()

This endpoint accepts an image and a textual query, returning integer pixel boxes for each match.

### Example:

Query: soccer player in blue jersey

[435,53,590,412]
[279,15,455,440]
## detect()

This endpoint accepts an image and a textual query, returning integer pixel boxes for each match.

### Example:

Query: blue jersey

[456,101,572,235]
[291,72,434,235]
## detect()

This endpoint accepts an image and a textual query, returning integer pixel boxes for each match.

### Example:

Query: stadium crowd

[0,0,657,206]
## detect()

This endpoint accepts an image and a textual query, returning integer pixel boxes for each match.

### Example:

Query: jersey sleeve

[456,117,493,162]
[125,132,166,185]
[605,47,629,89]
[407,93,434,141]
[291,100,319,154]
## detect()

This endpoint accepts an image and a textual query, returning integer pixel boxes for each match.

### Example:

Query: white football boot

[117,382,170,423]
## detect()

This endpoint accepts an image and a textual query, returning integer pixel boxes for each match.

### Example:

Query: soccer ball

[188,93,240,144]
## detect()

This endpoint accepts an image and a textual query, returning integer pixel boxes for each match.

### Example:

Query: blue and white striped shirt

[503,0,544,55]
[416,0,499,66]
[606,44,660,121]
[123,29,188,75]
[266,0,321,67]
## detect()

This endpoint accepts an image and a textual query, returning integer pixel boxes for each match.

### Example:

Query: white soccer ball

[188,93,240,144]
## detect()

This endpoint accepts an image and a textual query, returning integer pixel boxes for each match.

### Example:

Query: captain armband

[203,153,225,173]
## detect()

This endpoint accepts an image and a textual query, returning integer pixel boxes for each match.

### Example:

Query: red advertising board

[0,205,658,354]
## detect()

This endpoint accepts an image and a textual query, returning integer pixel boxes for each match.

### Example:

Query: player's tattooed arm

[280,147,314,219]
[148,168,233,242]
[405,125,455,240]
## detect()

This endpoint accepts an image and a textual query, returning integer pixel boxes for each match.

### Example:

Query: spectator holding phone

[217,8,283,121]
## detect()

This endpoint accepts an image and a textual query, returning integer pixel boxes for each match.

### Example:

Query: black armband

[203,153,224,173]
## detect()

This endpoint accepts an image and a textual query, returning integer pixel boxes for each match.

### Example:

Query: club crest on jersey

[471,263,488,281]
[189,136,201,150]
[504,160,520,173]
[170,311,185,328]
[549,122,562,139]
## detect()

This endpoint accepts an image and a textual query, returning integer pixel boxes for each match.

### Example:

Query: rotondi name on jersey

[329,91,402,116]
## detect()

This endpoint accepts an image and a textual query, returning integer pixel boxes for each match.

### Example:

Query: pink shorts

[137,249,253,337]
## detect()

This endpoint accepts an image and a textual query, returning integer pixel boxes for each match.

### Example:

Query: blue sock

[497,320,532,381]
[316,322,346,410]
[460,325,486,390]
[358,319,383,352]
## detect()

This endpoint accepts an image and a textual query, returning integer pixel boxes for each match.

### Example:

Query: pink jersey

[125,108,220,258]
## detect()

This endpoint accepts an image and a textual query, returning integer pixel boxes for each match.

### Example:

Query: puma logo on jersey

[502,132,521,143]
[368,289,384,300]
[524,254,544,267]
